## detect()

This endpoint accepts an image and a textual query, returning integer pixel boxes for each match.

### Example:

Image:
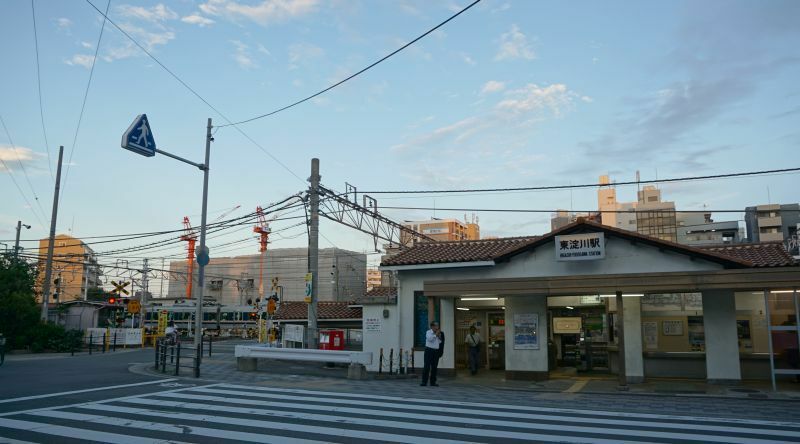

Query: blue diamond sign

[121,114,156,157]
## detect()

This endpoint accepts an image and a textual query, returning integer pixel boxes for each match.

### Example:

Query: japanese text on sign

[555,233,605,261]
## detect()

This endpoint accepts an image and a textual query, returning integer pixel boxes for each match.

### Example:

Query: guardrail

[234,345,372,365]
[154,338,201,378]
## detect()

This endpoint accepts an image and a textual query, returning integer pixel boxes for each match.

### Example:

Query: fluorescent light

[460,297,498,301]
[751,290,798,295]
[457,307,470,311]
[599,294,644,297]
[566,306,574,310]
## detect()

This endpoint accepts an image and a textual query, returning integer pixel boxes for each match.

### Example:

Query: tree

[86,287,108,302]
[0,255,40,349]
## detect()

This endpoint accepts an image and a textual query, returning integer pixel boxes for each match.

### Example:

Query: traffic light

[53,278,60,286]
[108,296,116,305]
[52,292,59,301]
[267,298,276,315]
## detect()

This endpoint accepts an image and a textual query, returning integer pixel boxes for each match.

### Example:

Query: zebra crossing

[1,382,799,443]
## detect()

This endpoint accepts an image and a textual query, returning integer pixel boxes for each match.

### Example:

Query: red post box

[319,329,345,350]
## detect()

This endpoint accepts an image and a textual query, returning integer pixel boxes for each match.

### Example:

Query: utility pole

[82,253,89,301]
[193,118,212,351]
[307,158,320,349]
[14,221,31,259]
[41,146,64,322]
[141,258,149,329]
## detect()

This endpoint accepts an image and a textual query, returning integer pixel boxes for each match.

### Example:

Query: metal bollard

[208,335,212,357]
[399,348,404,374]
[89,333,93,355]
[113,332,117,352]
[389,348,394,374]
[154,340,160,370]
[174,344,181,376]
[194,343,201,378]
[411,351,415,374]
[378,348,383,374]
[102,333,107,353]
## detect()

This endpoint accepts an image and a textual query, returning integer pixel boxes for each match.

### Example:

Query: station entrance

[454,296,611,376]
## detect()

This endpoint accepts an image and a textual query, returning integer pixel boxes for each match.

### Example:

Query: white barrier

[234,345,372,365]
[85,328,143,345]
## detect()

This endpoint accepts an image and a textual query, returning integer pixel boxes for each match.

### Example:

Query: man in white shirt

[421,321,443,386]
[465,325,482,375]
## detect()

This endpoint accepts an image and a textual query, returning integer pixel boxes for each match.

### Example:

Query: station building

[365,220,800,386]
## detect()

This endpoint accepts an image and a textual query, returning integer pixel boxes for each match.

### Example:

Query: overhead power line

[218,0,483,128]
[62,0,111,198]
[359,166,800,195]
[30,0,53,182]
[83,0,306,184]
[0,114,49,223]
[380,206,800,214]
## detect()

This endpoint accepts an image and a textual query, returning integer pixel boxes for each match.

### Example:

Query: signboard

[662,320,684,336]
[555,233,605,261]
[110,280,130,296]
[553,317,582,334]
[643,321,658,350]
[580,295,601,305]
[513,313,539,350]
[121,114,156,157]
[196,245,210,266]
[127,300,141,314]
[304,273,313,303]
[284,324,304,343]
[364,317,382,332]
[422,227,449,235]
[157,310,168,336]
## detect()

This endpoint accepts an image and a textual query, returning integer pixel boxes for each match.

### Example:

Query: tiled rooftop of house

[273,301,361,320]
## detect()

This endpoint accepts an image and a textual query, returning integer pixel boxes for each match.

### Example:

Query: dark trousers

[421,347,440,385]
[468,346,480,374]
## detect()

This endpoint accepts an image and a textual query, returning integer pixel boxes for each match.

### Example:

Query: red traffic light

[108,297,116,304]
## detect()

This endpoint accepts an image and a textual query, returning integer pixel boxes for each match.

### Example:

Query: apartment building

[36,234,102,303]
[744,203,800,243]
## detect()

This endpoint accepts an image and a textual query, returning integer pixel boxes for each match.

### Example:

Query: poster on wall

[513,313,539,350]
[662,320,684,336]
[364,317,382,332]
[642,321,658,350]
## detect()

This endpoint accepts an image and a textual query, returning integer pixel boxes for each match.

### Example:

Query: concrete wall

[504,295,548,378]
[702,289,741,382]
[622,297,644,382]
[362,303,400,372]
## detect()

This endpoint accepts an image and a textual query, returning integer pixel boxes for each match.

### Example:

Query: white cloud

[80,41,93,49]
[117,4,178,22]
[103,24,175,62]
[481,80,505,94]
[231,40,257,69]
[460,53,476,65]
[56,18,72,30]
[257,43,271,55]
[65,54,96,69]
[0,145,41,172]
[288,42,323,68]
[495,24,536,61]
[181,14,215,27]
[495,83,577,116]
[199,0,318,26]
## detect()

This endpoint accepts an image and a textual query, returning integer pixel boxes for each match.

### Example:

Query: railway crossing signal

[110,281,130,296]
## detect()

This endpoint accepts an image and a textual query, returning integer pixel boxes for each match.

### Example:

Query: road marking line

[29,410,322,444]
[146,391,800,440]
[565,379,589,393]
[0,379,177,404]
[0,418,160,444]
[217,383,800,428]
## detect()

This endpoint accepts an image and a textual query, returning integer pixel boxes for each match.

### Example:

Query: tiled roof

[273,301,361,320]
[381,220,797,268]
[700,242,797,267]
[381,236,538,266]
[355,286,398,304]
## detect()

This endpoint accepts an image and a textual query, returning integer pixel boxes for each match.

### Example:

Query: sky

[1,0,799,273]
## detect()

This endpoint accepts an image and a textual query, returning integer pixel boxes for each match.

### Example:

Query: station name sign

[555,232,605,261]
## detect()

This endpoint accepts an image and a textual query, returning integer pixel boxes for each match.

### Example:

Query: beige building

[36,234,102,303]
[598,176,678,242]
[551,210,601,231]
[366,268,383,291]
[400,215,480,244]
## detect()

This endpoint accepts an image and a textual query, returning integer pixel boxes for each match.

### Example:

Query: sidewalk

[132,349,800,402]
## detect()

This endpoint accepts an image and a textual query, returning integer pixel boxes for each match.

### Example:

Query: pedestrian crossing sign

[121,114,156,157]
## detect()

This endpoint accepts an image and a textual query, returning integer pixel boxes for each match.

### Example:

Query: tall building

[744,203,800,243]
[366,268,382,291]
[550,210,601,231]
[598,176,678,241]
[400,215,480,244]
[676,212,742,245]
[36,234,102,303]
[167,247,366,305]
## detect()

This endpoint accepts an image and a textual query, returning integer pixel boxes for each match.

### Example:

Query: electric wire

[218,0,483,128]
[62,0,111,198]
[83,0,305,184]
[380,206,800,214]
[359,166,800,195]
[30,0,54,181]
[0,114,49,224]
[0,154,45,227]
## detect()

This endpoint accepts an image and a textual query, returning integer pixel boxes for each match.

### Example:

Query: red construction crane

[180,216,198,299]
[253,206,272,298]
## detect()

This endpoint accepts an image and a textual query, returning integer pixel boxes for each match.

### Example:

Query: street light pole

[41,146,65,321]
[193,118,212,351]
[14,221,31,259]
